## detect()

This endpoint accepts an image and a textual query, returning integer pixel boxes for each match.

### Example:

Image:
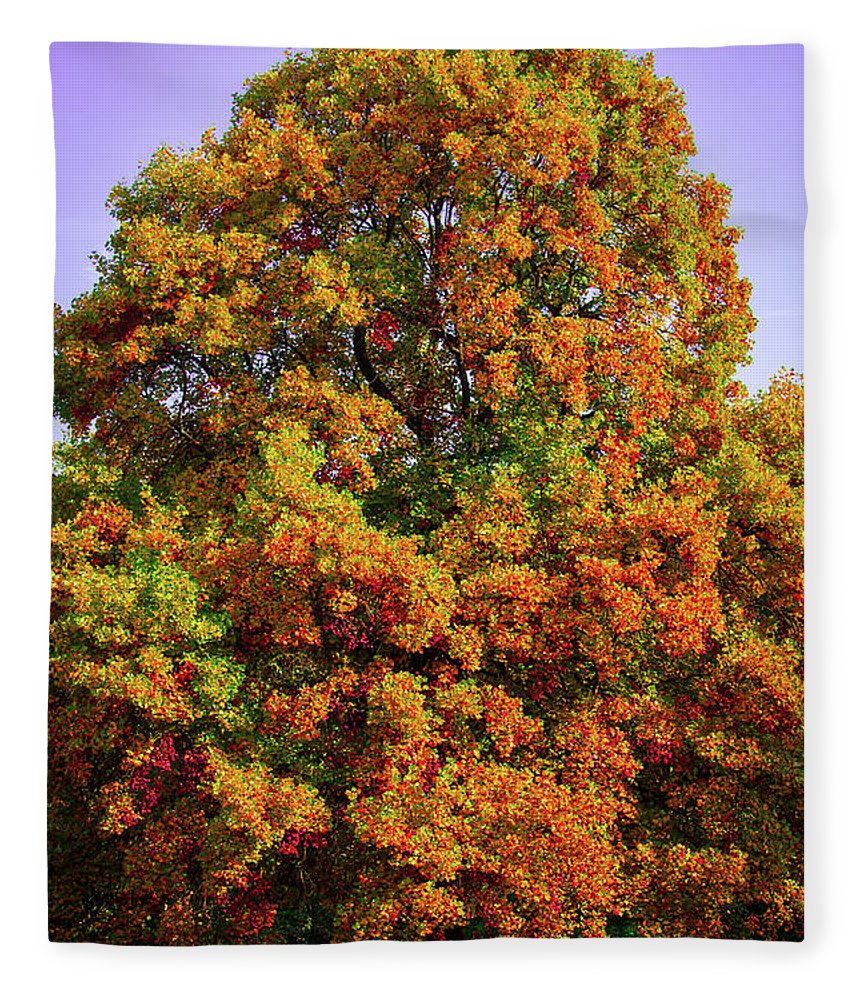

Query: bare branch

[351,325,430,446]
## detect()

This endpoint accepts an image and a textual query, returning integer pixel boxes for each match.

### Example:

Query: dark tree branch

[439,330,471,420]
[351,325,430,446]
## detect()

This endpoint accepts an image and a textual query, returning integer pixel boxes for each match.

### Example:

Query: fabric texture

[50,46,804,944]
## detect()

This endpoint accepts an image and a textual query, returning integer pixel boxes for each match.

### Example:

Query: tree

[50,48,803,943]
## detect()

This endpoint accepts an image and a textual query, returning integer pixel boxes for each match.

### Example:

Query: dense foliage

[50,48,803,943]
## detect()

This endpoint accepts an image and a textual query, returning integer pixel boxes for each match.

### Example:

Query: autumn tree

[51,48,803,943]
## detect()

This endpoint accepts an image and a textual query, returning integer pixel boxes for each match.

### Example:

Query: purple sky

[51,43,804,392]
[644,45,804,390]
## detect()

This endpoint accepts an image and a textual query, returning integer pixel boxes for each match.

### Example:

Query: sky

[50,43,804,393]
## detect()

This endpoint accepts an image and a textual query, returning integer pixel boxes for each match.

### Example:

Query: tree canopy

[50,48,803,943]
